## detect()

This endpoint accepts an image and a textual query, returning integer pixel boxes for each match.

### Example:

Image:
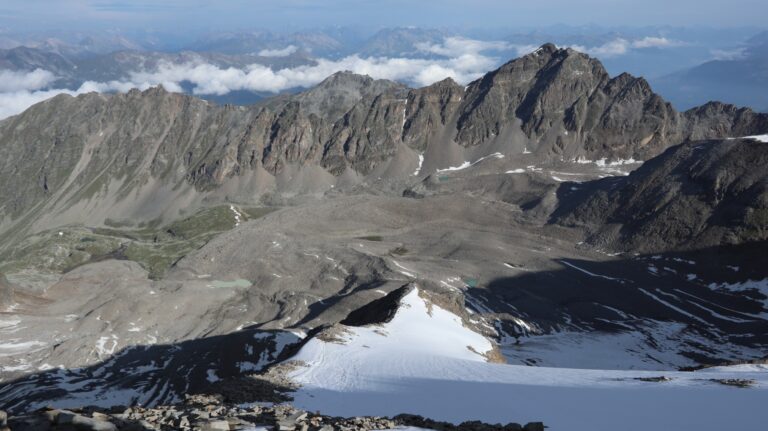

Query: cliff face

[455,44,767,161]
[0,273,13,309]
[0,44,766,238]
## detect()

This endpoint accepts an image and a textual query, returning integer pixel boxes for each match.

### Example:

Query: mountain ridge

[0,43,766,243]
[551,137,768,252]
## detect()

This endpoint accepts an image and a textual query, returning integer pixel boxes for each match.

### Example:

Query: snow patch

[707,279,768,317]
[559,260,626,283]
[413,154,424,176]
[435,153,504,174]
[94,335,118,359]
[230,205,243,226]
[206,369,220,383]
[732,134,768,143]
[0,340,47,356]
[574,156,641,176]
[392,261,417,278]
[286,289,768,431]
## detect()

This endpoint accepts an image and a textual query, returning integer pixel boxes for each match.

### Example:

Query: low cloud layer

[0,80,153,120]
[571,36,682,58]
[257,45,298,57]
[710,47,748,61]
[415,36,509,57]
[0,88,77,120]
[0,69,57,92]
[0,37,509,119]
[124,53,498,96]
[0,35,684,120]
[123,36,508,95]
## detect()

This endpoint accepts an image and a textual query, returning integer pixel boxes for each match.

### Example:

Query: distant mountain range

[1,26,767,112]
[654,31,768,112]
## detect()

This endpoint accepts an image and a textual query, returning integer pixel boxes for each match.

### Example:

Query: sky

[2,0,767,32]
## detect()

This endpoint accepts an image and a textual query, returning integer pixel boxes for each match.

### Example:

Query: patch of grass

[241,207,277,220]
[165,206,237,239]
[0,229,123,274]
[123,242,192,279]
[357,235,383,242]
[103,218,135,229]
[1,205,277,279]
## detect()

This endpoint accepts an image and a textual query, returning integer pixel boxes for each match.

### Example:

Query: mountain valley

[0,43,767,431]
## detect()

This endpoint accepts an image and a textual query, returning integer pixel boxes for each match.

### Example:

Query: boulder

[71,415,118,431]
[56,410,78,425]
[201,420,230,431]
[524,423,545,431]
[7,414,51,431]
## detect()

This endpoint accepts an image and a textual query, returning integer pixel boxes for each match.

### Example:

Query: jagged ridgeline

[0,43,766,243]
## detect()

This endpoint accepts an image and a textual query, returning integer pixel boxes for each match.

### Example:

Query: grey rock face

[0,46,76,76]
[0,273,13,309]
[551,138,768,252]
[263,71,408,122]
[0,43,766,240]
[683,102,768,141]
[402,77,465,152]
[454,44,767,161]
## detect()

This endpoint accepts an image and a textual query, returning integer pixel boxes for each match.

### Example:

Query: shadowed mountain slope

[551,137,768,252]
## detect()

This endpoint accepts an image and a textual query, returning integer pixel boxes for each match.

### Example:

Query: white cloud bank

[0,89,73,120]
[122,36,507,95]
[257,45,298,57]
[0,69,57,92]
[0,35,683,120]
[571,36,682,58]
[0,37,509,119]
[123,53,498,96]
[415,36,509,57]
[710,47,748,61]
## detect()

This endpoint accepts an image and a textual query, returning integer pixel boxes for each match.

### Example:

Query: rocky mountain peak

[318,70,373,87]
[492,43,603,79]
[263,71,407,122]
[537,42,559,54]
[425,76,462,91]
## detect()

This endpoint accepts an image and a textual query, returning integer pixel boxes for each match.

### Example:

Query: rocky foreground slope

[2,397,545,431]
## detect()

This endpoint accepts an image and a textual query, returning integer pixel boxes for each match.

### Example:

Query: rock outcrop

[551,137,768,252]
[2,397,544,431]
[0,273,13,309]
